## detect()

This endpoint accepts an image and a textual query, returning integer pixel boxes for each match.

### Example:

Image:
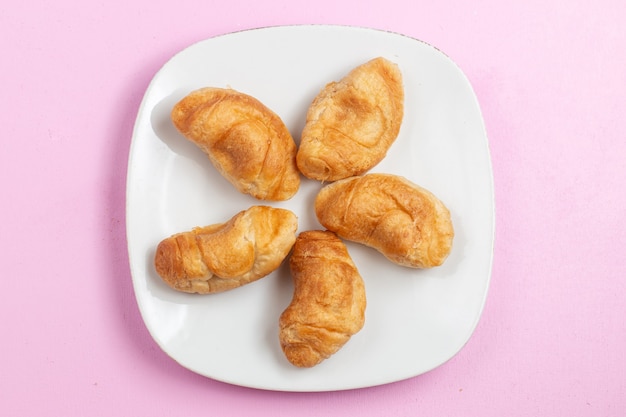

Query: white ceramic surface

[126,25,494,392]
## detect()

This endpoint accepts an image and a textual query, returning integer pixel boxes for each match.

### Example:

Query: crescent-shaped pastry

[154,206,298,294]
[171,87,300,201]
[296,57,404,181]
[279,230,366,368]
[315,174,454,268]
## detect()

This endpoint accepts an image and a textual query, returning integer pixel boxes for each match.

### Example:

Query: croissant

[154,206,298,294]
[279,230,366,368]
[296,57,404,181]
[315,174,454,268]
[171,87,300,201]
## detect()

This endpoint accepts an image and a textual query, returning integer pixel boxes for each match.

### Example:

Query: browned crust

[297,57,404,181]
[171,87,300,201]
[279,230,366,367]
[154,206,298,293]
[315,174,454,268]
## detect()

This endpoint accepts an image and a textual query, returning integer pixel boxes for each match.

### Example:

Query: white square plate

[126,25,494,391]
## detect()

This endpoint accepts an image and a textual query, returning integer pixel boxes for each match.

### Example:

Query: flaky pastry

[154,206,297,294]
[171,87,300,201]
[279,230,366,368]
[296,57,404,181]
[315,174,454,268]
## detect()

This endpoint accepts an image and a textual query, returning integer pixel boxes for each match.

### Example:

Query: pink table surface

[2,0,625,415]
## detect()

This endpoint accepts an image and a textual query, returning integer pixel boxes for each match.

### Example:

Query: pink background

[2,0,625,415]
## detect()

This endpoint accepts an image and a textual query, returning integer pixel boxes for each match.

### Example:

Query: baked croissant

[296,57,404,181]
[154,206,298,294]
[279,230,366,368]
[171,87,300,201]
[315,174,454,268]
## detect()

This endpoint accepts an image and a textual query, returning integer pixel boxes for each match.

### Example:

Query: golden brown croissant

[171,87,300,201]
[315,174,454,268]
[296,57,404,181]
[279,230,366,368]
[154,206,298,294]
